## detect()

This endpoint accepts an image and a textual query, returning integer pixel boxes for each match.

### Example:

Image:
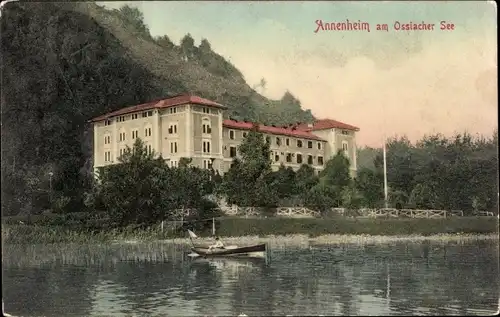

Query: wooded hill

[0,2,312,215]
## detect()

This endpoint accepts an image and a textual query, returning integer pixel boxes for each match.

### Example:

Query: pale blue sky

[99,1,497,146]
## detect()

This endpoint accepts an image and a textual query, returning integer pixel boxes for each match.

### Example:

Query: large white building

[90,94,360,176]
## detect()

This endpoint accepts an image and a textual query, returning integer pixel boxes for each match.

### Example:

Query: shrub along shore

[2,216,498,245]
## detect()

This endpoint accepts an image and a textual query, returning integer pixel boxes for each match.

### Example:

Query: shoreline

[3,216,498,245]
[124,232,499,246]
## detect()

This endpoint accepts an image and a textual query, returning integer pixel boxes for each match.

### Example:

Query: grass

[2,216,498,245]
[217,216,499,237]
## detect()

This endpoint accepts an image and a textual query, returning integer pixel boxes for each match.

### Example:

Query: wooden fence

[215,206,495,219]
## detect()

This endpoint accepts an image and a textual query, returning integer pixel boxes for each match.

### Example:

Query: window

[296,154,303,164]
[117,116,127,122]
[170,160,178,168]
[147,144,152,154]
[308,155,313,165]
[203,141,211,153]
[104,151,111,162]
[170,141,178,153]
[202,107,210,114]
[142,112,148,118]
[286,153,292,163]
[147,111,153,117]
[132,114,138,120]
[275,154,280,162]
[119,148,125,157]
[119,132,126,142]
[342,141,348,153]
[265,136,270,144]
[317,142,322,150]
[202,121,212,134]
[276,137,281,146]
[297,140,303,148]
[307,141,313,149]
[342,130,349,135]
[145,127,152,137]
[203,159,212,169]
[169,107,177,114]
[242,132,247,138]
[104,135,111,144]
[229,146,237,158]
[131,130,139,139]
[229,130,235,140]
[318,156,324,165]
[285,138,290,146]
[104,120,112,126]
[168,124,178,134]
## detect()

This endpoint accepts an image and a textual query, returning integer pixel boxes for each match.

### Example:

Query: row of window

[106,128,152,144]
[106,111,154,125]
[279,152,324,166]
[226,145,324,166]
[228,130,323,150]
[168,159,210,169]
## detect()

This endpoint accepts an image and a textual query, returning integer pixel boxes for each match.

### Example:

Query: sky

[100,1,497,147]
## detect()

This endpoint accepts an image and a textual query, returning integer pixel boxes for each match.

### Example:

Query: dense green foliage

[88,139,218,228]
[0,2,312,216]
[356,133,498,214]
[218,128,360,213]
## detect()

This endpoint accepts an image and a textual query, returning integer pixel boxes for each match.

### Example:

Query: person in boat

[208,236,225,250]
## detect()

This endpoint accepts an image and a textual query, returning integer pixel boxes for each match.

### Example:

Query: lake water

[2,239,499,316]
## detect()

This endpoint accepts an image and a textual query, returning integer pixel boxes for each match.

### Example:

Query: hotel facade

[90,95,360,176]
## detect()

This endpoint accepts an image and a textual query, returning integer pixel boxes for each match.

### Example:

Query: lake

[2,238,499,316]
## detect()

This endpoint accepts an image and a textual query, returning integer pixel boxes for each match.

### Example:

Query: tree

[303,182,335,213]
[94,139,215,227]
[155,35,175,50]
[272,164,296,200]
[407,183,438,209]
[318,150,352,207]
[341,183,363,212]
[295,164,319,203]
[354,167,384,208]
[118,5,150,37]
[389,189,408,210]
[219,126,277,207]
[199,38,212,53]
[180,33,195,58]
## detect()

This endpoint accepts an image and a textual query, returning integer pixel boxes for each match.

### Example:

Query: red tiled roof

[223,119,326,141]
[296,119,359,131]
[90,94,226,122]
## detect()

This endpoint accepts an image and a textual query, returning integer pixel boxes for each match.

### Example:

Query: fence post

[444,210,447,218]
[161,220,164,233]
[212,217,215,236]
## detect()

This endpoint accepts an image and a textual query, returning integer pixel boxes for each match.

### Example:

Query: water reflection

[2,240,498,316]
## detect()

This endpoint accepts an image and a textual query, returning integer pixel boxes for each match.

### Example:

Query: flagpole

[383,137,388,209]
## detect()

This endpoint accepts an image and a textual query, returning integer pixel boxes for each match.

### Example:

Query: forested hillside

[0,2,312,215]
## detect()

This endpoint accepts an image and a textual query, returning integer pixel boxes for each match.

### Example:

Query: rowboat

[186,230,267,259]
[190,244,267,258]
